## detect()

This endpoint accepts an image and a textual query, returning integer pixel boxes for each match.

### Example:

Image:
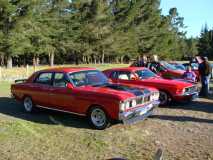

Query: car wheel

[88,107,110,130]
[23,96,34,113]
[159,91,171,106]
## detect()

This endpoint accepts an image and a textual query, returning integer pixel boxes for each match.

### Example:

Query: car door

[49,72,75,112]
[31,72,53,107]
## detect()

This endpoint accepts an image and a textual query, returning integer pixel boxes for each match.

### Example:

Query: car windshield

[135,69,157,79]
[191,63,198,69]
[68,70,108,87]
[174,64,186,70]
[161,61,178,70]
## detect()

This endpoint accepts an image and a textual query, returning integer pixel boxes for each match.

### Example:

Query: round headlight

[132,99,137,107]
[125,101,130,110]
[120,103,125,112]
[155,92,160,100]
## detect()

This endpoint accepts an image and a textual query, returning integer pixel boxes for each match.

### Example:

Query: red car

[11,67,160,129]
[103,67,198,105]
[147,61,185,79]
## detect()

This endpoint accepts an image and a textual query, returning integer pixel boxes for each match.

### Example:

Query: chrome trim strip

[36,105,86,116]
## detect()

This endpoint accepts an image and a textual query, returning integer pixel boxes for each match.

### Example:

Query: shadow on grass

[0,97,91,129]
[171,98,213,113]
[152,98,213,124]
[150,115,213,124]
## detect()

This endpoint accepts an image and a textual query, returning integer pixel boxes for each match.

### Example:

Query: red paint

[103,67,197,102]
[11,67,157,120]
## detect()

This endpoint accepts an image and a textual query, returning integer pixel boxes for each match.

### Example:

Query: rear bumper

[119,100,160,124]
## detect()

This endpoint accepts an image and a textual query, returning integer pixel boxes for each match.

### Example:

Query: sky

[160,0,213,38]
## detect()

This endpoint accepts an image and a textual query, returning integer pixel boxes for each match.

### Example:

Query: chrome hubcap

[24,97,33,112]
[91,108,106,127]
[159,91,168,105]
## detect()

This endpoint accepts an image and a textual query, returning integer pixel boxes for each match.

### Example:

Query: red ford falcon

[103,67,198,105]
[11,67,160,129]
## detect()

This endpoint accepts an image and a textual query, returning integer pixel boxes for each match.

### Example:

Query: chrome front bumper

[119,100,160,124]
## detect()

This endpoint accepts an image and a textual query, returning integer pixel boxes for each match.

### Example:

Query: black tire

[159,91,171,106]
[23,96,35,113]
[88,106,110,130]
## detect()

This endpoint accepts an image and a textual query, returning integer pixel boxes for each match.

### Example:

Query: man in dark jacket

[198,56,212,97]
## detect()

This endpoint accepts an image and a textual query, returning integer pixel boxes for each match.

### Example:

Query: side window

[110,71,118,79]
[53,73,67,87]
[35,73,52,85]
[118,71,131,80]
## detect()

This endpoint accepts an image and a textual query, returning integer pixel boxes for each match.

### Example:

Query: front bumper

[119,100,160,124]
[173,92,198,101]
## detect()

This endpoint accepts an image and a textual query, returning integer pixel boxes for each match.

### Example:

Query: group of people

[184,56,212,97]
[131,54,212,97]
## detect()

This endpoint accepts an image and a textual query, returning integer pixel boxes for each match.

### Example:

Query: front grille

[185,85,197,94]
[135,95,151,105]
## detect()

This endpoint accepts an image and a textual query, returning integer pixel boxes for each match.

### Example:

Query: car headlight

[125,101,130,110]
[131,99,137,107]
[120,102,125,112]
[154,92,159,100]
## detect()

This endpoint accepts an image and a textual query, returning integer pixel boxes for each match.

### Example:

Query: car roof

[38,67,97,73]
[106,67,146,72]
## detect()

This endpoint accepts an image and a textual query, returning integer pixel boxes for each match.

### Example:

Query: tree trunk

[101,52,105,64]
[36,56,40,66]
[86,56,89,64]
[0,55,4,66]
[7,56,13,68]
[116,57,119,63]
[50,52,54,67]
[120,56,124,64]
[33,56,36,67]
[94,56,96,64]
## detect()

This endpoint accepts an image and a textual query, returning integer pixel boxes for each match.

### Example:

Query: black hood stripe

[102,83,150,96]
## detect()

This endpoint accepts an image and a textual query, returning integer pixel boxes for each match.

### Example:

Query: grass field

[0,64,129,82]
[0,64,213,160]
[0,81,156,160]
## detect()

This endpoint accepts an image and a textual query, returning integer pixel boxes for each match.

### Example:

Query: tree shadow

[0,97,91,129]
[150,115,213,124]
[170,99,213,113]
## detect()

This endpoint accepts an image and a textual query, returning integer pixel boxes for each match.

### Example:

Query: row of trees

[0,0,210,68]
[197,24,213,59]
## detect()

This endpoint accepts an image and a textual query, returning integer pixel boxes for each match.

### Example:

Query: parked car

[169,62,186,71]
[103,67,198,105]
[147,61,185,79]
[11,67,160,129]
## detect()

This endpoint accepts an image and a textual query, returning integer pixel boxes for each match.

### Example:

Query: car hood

[143,77,192,88]
[76,83,151,101]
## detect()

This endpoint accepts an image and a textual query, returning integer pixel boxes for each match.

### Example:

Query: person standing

[182,65,197,83]
[198,56,212,97]
[130,54,147,67]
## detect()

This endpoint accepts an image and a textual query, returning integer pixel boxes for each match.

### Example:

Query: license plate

[139,104,152,115]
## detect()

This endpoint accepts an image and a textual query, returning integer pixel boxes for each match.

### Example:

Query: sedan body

[11,67,160,129]
[103,67,198,105]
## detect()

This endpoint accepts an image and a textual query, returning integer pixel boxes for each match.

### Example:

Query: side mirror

[67,83,74,89]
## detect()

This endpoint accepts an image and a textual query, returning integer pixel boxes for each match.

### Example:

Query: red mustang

[103,67,198,105]
[11,67,160,129]
[147,61,185,79]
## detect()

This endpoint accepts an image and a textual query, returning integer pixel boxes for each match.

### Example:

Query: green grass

[0,63,129,82]
[0,81,11,96]
[0,64,154,160]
